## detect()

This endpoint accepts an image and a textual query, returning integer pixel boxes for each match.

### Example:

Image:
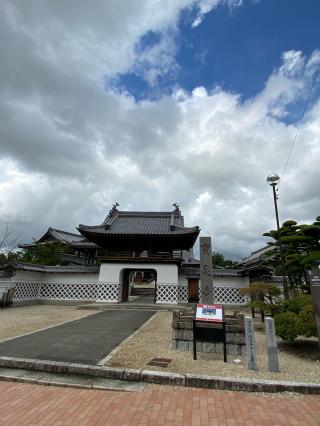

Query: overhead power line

[280,61,320,185]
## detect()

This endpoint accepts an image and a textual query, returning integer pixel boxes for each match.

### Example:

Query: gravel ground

[0,304,94,341]
[107,311,320,384]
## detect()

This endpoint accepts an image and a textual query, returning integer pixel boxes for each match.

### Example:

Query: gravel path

[0,304,94,342]
[107,311,320,384]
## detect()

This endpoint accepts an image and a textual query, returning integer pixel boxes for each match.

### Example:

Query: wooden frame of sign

[193,304,227,362]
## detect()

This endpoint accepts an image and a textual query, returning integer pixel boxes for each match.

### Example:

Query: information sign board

[195,304,223,323]
[193,304,227,362]
[308,269,320,347]
[309,270,320,317]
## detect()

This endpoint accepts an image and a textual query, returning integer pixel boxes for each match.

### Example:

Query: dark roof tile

[10,262,99,274]
[79,210,199,236]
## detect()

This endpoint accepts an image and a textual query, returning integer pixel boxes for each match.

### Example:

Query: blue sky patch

[112,0,320,106]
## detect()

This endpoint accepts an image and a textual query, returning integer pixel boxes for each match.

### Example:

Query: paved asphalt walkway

[0,310,155,365]
[0,381,319,425]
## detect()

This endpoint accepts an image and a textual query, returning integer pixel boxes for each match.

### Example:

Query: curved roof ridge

[49,228,82,238]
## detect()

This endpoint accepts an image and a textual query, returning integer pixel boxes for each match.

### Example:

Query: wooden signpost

[193,304,227,362]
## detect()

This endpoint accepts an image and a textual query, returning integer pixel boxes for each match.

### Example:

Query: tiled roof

[239,246,271,267]
[48,228,84,243]
[70,240,99,248]
[10,262,99,274]
[79,210,199,236]
[19,227,85,248]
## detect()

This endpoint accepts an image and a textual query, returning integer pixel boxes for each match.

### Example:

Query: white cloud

[191,0,243,28]
[0,1,319,259]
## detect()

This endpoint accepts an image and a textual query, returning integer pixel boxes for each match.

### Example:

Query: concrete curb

[0,356,319,394]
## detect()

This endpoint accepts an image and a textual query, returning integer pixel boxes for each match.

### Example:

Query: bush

[282,295,312,314]
[274,311,301,342]
[274,295,317,342]
[299,305,318,338]
[240,281,282,321]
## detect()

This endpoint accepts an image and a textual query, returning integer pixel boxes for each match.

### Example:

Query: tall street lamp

[266,173,289,300]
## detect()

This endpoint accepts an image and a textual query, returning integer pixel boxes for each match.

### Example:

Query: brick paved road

[0,382,319,425]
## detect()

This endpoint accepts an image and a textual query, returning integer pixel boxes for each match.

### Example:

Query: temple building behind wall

[3,204,249,305]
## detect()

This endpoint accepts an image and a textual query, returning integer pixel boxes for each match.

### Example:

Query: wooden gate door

[188,279,199,303]
[122,270,129,302]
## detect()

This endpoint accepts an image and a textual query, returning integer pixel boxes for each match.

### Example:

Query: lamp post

[266,173,289,300]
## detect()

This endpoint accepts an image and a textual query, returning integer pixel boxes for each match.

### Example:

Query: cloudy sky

[0,0,319,259]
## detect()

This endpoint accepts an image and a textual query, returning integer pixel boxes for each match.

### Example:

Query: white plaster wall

[13,271,44,282]
[99,263,178,283]
[212,275,249,288]
[41,273,98,283]
[178,274,188,287]
[178,274,249,288]
[11,271,98,284]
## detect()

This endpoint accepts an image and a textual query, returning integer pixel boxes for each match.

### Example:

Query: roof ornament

[109,202,119,216]
[172,203,180,212]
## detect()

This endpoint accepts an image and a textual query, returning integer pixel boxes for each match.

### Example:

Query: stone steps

[131,288,155,296]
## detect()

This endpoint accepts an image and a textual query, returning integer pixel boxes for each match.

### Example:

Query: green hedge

[282,295,312,314]
[274,295,317,342]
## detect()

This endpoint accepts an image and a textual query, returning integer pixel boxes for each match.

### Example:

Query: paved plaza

[0,381,319,425]
[0,310,155,364]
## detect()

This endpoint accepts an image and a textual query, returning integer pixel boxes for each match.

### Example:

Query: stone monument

[199,236,214,304]
[244,316,258,371]
[265,317,280,372]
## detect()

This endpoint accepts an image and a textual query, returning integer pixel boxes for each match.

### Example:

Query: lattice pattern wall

[178,286,188,303]
[11,281,121,302]
[10,281,247,304]
[198,286,247,304]
[213,286,247,304]
[156,283,178,304]
[39,282,98,301]
[96,282,120,302]
[14,282,41,301]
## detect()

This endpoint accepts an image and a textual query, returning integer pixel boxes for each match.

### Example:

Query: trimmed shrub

[274,295,317,342]
[274,311,301,342]
[299,305,318,338]
[282,295,312,314]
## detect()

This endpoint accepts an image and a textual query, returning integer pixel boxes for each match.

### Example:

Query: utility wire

[280,61,320,185]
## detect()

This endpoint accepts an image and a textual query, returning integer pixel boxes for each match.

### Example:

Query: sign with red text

[195,304,223,323]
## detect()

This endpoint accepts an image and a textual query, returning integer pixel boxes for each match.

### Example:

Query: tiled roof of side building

[48,228,84,243]
[19,227,85,248]
[8,262,99,274]
[78,209,200,236]
[239,246,271,266]
[70,240,99,248]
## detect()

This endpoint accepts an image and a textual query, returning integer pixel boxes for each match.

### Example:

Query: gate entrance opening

[121,268,157,303]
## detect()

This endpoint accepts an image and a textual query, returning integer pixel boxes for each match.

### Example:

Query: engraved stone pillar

[244,316,258,371]
[265,317,280,372]
[199,236,214,304]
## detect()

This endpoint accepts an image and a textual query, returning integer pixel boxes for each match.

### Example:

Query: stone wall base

[171,309,246,356]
